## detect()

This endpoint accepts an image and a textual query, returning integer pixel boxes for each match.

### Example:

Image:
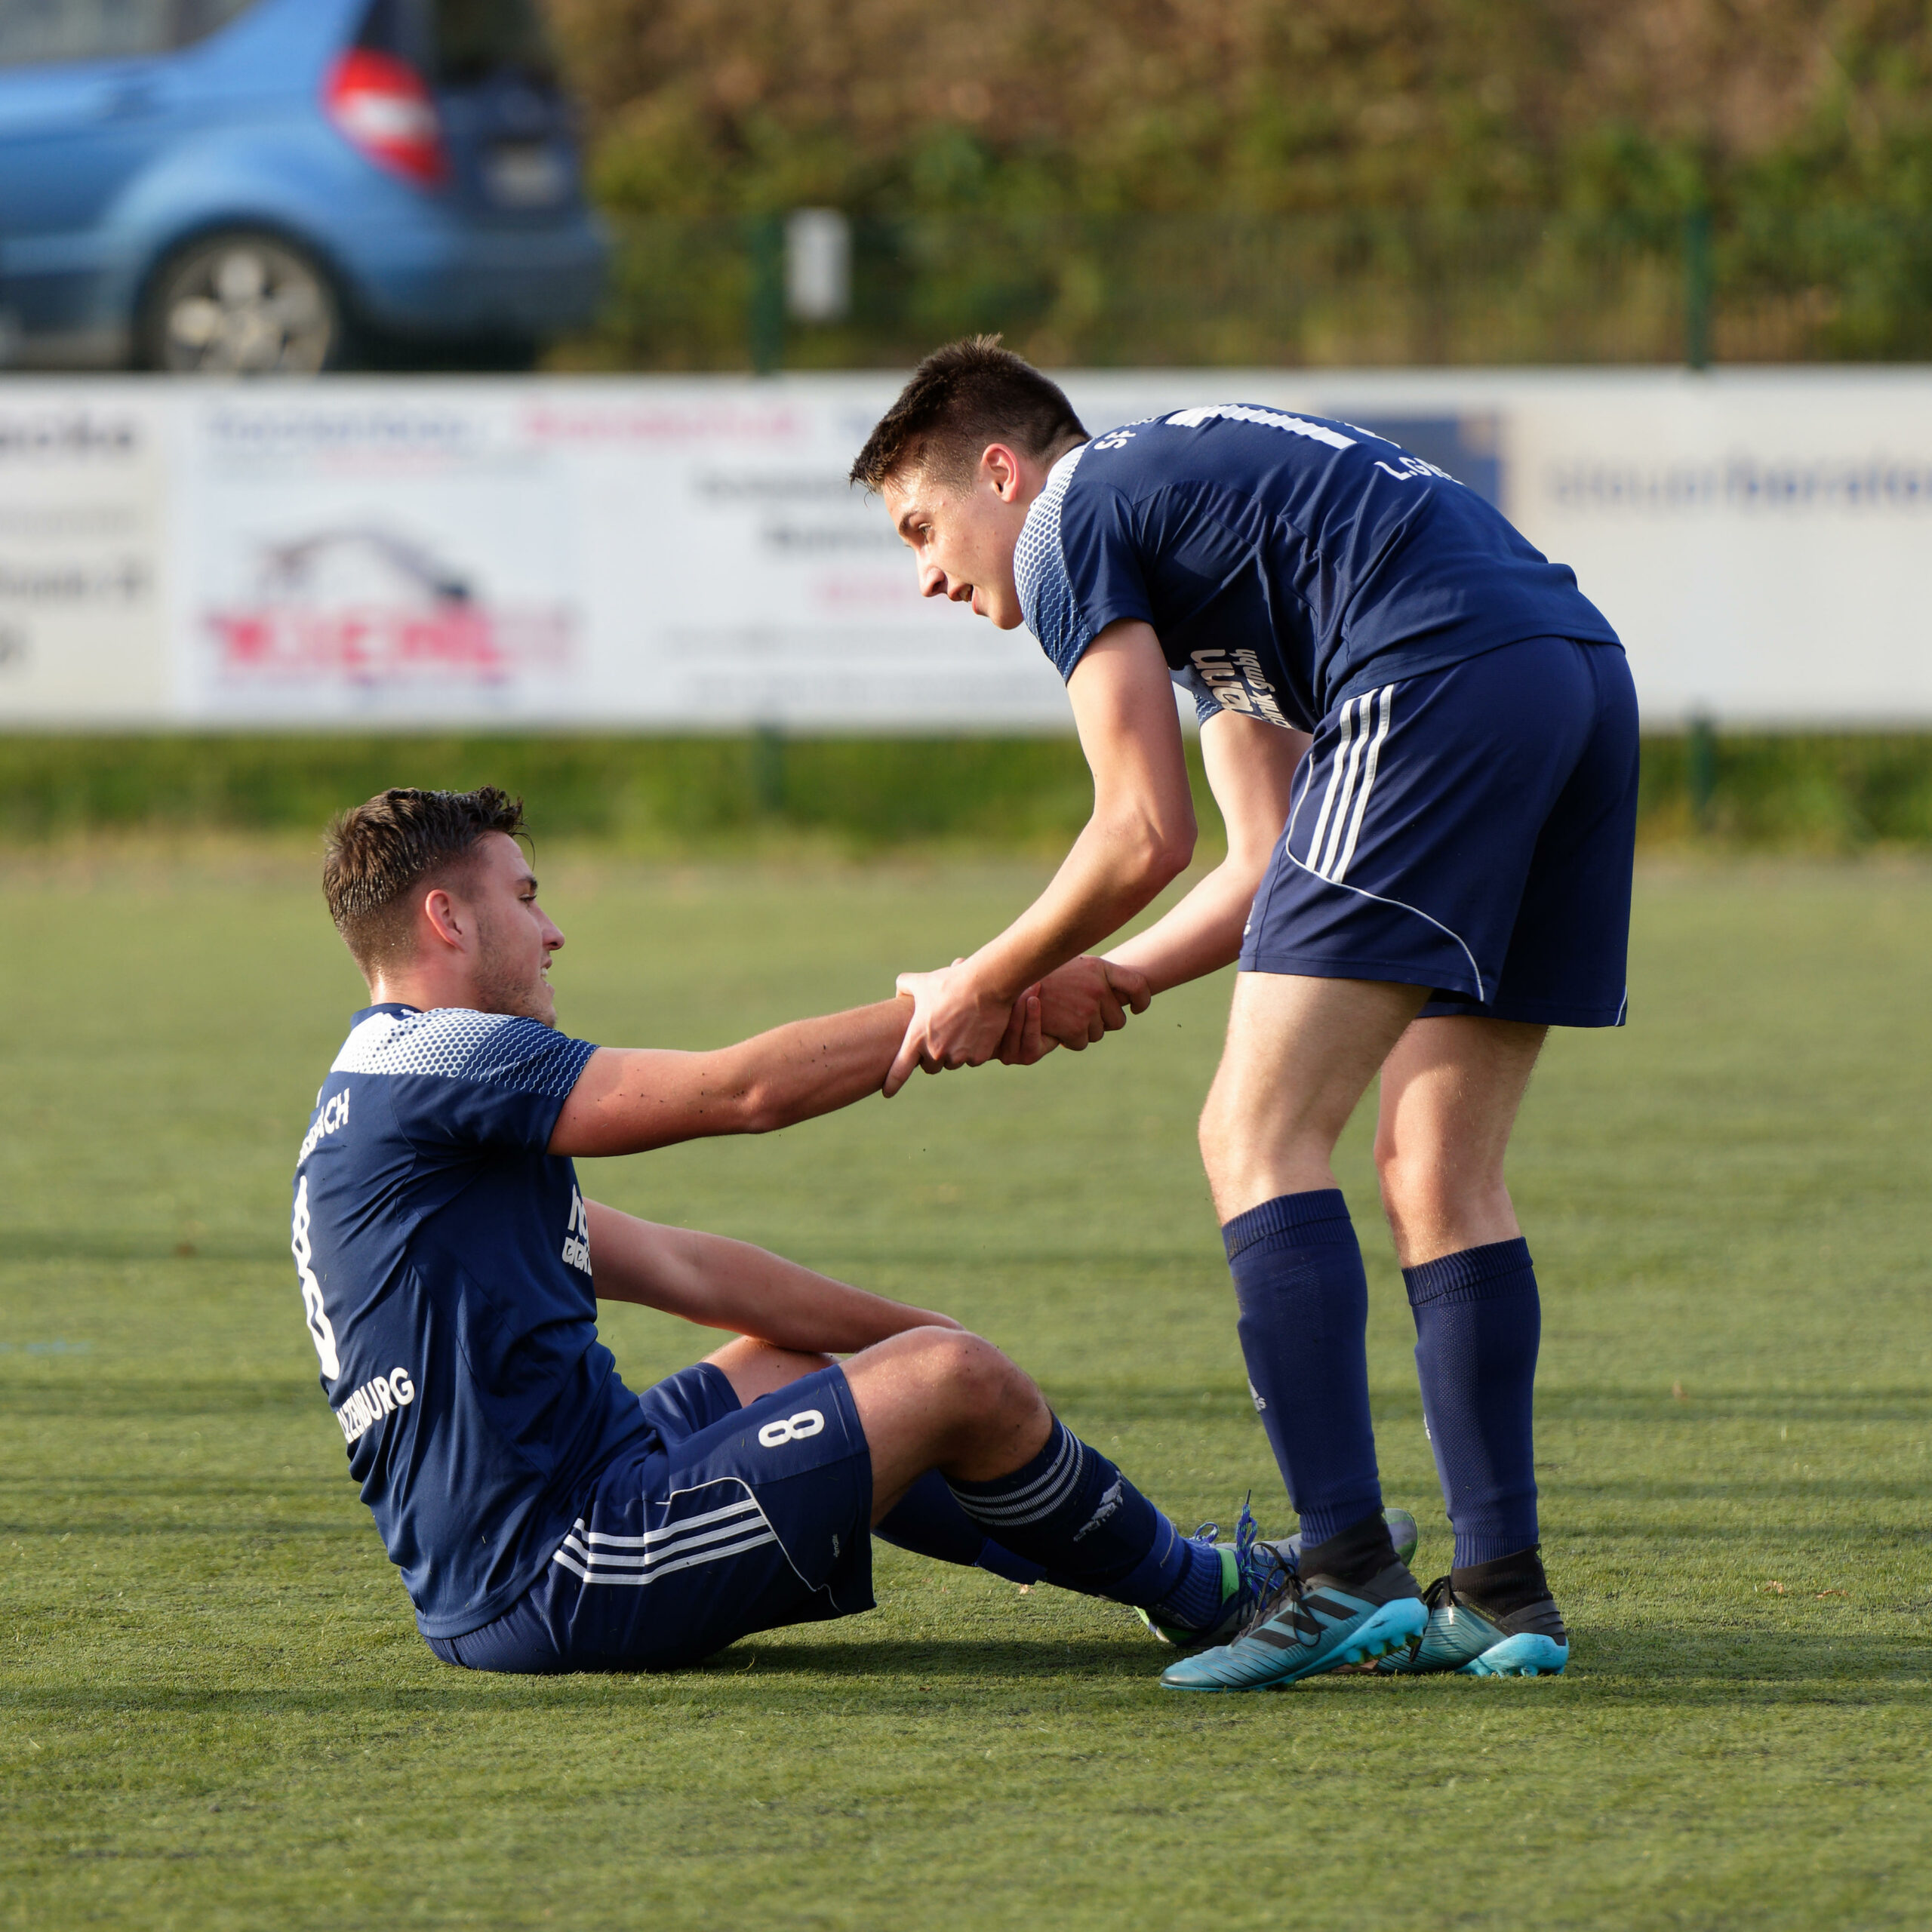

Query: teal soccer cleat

[1158,1552,1426,1691]
[1375,1575,1570,1677]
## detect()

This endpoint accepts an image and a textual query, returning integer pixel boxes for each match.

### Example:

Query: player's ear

[420,886,467,952]
[980,442,1022,500]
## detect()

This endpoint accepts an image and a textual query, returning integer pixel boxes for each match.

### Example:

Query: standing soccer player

[851,339,1637,1690]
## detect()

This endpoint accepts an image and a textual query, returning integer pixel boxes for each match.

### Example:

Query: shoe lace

[1235,1564,1306,1641]
[1183,1496,1296,1636]
[1225,1497,1302,1639]
[1229,1495,1281,1596]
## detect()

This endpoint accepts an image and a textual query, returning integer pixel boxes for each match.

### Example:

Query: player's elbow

[1097,796,1194,894]
[734,1084,796,1137]
[1150,823,1197,886]
[1124,817,1196,894]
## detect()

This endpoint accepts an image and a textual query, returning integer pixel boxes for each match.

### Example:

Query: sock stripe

[949,1423,1090,1529]
[1402,1237,1534,1306]
[1222,1186,1353,1260]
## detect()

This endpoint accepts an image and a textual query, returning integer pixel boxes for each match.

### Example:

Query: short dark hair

[323,786,525,974]
[848,334,1086,492]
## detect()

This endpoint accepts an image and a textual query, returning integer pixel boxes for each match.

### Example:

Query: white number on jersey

[291,1175,341,1381]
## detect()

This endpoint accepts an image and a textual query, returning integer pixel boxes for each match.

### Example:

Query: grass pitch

[2,849,1928,1930]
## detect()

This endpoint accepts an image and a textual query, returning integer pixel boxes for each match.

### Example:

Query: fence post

[752,724,786,816]
[1684,208,1713,371]
[746,214,785,374]
[1687,713,1717,829]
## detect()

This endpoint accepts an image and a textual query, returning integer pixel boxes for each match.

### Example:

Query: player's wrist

[961,940,1051,1013]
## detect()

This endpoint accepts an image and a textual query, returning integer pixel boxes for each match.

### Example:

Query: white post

[784,209,851,323]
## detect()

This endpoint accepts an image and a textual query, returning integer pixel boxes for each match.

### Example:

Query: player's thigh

[1376,1014,1548,1178]
[1206,970,1426,1147]
[593,1365,876,1668]
[704,1335,837,1407]
[429,1366,878,1675]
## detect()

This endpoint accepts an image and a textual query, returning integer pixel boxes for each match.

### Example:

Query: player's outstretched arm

[992,700,1308,1054]
[549,998,909,1158]
[886,621,1184,1093]
[583,1201,961,1349]
[1097,705,1309,995]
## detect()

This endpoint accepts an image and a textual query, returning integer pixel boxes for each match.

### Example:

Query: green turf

[2,851,1927,1930]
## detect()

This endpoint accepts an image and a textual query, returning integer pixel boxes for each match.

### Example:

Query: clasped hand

[884,955,1152,1097]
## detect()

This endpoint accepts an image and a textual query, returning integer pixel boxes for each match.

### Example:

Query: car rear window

[0,0,256,68]
[355,0,555,85]
[432,0,555,84]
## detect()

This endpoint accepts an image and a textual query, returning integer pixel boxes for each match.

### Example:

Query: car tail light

[324,49,448,189]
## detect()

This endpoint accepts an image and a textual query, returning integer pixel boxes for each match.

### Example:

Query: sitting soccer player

[293,784,1287,1673]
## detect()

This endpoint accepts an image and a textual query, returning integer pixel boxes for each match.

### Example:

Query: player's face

[882,445,1035,630]
[463,832,565,1026]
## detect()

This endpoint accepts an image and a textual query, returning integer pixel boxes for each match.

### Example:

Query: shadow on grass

[22,1379,1926,1434]
[6,1629,1925,1724]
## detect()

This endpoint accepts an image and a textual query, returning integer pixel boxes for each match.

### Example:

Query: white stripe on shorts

[552,1492,780,1588]
[1304,694,1357,869]
[1275,685,1487,1000]
[1303,685,1395,884]
[552,1527,779,1588]
[1327,685,1395,884]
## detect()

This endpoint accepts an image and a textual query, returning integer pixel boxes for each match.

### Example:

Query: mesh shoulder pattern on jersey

[331,1008,597,1098]
[1014,444,1094,679]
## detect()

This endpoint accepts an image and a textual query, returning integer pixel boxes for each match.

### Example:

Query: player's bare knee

[1197,1091,1238,1184]
[923,1330,1038,1429]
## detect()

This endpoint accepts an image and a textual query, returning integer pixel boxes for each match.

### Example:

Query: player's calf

[844,1328,1241,1641]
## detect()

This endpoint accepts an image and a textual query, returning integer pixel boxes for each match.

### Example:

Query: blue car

[0,0,608,372]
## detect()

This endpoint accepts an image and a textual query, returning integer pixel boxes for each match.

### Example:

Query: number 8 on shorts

[758,1409,826,1449]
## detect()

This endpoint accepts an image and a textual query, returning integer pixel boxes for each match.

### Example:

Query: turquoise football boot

[1159,1552,1426,1691]
[1375,1574,1570,1677]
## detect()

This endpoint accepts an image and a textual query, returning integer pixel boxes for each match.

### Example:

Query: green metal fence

[571,208,1932,373]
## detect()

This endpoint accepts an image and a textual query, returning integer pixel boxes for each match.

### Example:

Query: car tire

[139,232,345,375]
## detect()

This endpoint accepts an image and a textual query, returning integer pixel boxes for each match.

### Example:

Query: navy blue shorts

[424,1361,875,1674]
[1240,636,1638,1026]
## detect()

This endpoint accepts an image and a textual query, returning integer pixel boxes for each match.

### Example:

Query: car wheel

[140,233,344,374]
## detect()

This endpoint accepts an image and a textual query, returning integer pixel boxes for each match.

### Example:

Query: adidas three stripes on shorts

[1238,635,1639,1028]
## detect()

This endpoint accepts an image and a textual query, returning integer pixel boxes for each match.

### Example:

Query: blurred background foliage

[543,0,1932,368]
[8,734,1929,854]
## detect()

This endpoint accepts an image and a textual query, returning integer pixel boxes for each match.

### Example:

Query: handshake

[884,954,1153,1098]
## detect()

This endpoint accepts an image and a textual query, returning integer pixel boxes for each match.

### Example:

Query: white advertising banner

[171,379,1065,730]
[0,390,172,721]
[0,368,1928,729]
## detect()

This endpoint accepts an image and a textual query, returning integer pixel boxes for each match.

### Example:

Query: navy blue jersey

[290,1004,650,1638]
[1014,405,1620,731]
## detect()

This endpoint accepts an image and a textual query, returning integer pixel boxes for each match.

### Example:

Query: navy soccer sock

[946,1418,1221,1623]
[873,1469,1047,1584]
[1403,1237,1542,1568]
[1222,1189,1384,1546]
